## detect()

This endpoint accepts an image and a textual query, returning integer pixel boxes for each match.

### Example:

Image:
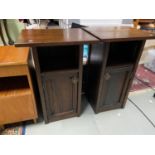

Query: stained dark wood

[87,43,109,112]
[14,27,155,121]
[42,71,78,122]
[97,65,132,112]
[30,44,83,123]
[83,26,155,42]
[15,28,98,47]
[37,45,79,72]
[32,47,49,123]
[106,41,143,66]
[77,45,83,116]
[122,40,146,107]
[15,28,97,121]
[84,27,150,113]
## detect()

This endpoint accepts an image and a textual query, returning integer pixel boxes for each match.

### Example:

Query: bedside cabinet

[0,46,38,126]
[15,28,98,123]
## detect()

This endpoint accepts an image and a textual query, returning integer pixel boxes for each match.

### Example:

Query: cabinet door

[98,66,132,111]
[42,72,78,121]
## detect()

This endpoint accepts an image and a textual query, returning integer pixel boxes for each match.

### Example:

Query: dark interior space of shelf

[0,76,29,92]
[107,41,142,66]
[37,45,79,72]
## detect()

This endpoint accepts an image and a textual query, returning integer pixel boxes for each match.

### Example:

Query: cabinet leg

[33,119,37,124]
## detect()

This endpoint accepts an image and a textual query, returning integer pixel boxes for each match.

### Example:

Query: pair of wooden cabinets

[15,27,155,123]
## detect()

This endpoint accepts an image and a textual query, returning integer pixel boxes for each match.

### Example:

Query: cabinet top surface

[84,26,155,41]
[15,28,98,47]
[0,46,29,66]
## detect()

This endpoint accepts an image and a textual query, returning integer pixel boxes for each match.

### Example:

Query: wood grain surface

[15,28,98,47]
[0,46,29,66]
[83,26,155,41]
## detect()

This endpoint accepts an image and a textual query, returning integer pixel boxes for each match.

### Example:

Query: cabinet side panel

[122,40,146,107]
[77,45,83,115]
[32,47,49,123]
[87,43,108,112]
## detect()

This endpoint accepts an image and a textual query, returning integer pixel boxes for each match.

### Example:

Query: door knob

[104,73,111,80]
[71,76,78,84]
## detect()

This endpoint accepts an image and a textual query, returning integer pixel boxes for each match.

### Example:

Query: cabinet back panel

[107,41,143,66]
[0,76,29,93]
[37,45,79,72]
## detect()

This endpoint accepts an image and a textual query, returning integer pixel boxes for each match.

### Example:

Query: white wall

[80,19,123,26]
[80,19,133,26]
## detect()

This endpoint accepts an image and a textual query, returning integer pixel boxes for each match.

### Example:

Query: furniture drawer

[0,65,27,77]
[0,91,37,125]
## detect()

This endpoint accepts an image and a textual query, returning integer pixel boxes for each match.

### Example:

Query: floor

[131,64,155,92]
[26,89,155,135]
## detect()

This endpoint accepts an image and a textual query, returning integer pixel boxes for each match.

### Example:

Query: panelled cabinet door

[42,72,78,121]
[98,66,133,111]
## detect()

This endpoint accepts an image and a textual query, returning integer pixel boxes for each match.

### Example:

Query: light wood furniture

[0,46,38,126]
[133,19,155,29]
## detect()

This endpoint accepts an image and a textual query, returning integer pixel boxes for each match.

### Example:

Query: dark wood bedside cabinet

[82,26,155,113]
[15,28,98,123]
